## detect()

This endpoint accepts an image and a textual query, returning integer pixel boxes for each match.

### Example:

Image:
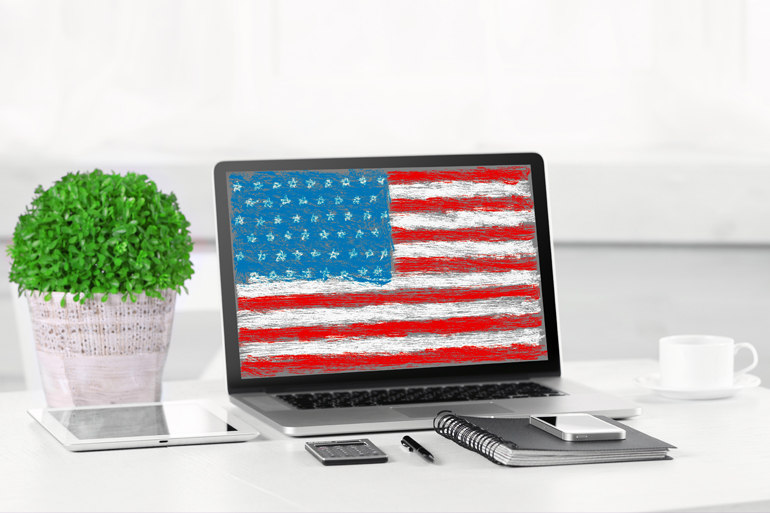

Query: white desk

[1,359,768,512]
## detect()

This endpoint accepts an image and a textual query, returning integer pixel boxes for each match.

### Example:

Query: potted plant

[7,169,194,407]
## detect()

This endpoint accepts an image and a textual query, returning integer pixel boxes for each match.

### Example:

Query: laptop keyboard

[277,382,567,410]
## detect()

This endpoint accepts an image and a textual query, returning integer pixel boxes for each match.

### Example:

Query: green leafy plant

[7,169,194,307]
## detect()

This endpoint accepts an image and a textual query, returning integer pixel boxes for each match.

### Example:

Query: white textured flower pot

[26,290,176,407]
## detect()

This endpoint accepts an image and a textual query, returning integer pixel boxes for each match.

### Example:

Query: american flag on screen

[228,166,547,378]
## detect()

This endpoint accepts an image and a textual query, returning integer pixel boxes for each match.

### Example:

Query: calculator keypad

[306,439,388,465]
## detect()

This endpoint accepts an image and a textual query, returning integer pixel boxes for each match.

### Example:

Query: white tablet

[29,400,259,451]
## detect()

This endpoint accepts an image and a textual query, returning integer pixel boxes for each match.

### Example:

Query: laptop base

[232,377,641,436]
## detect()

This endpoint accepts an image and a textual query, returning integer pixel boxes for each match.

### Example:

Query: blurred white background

[2,0,769,390]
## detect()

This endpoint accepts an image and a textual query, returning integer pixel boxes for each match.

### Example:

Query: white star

[317,196,325,205]
[235,216,244,225]
[276,250,287,262]
[306,179,316,188]
[274,215,282,224]
[329,249,339,259]
[272,182,281,189]
[380,249,388,260]
[356,230,364,238]
[268,271,279,279]
[245,199,255,206]
[288,178,298,188]
[301,230,309,240]
[373,266,383,276]
[263,198,273,208]
[247,234,256,243]
[320,230,329,239]
[349,248,358,258]
[371,228,379,236]
[292,214,301,223]
[235,252,244,261]
[327,212,335,221]
[266,232,275,241]
[325,179,332,187]
[280,195,291,206]
[359,267,368,276]
[232,183,242,192]
[339,270,349,279]
[249,272,259,282]
[370,195,377,203]
[359,176,367,184]
[321,268,330,278]
[311,214,319,223]
[254,181,262,189]
[335,196,343,205]
[353,196,361,204]
[377,177,385,185]
[299,197,308,205]
[337,230,346,238]
[311,250,321,257]
[257,251,266,261]
[344,212,353,221]
[303,269,312,278]
[365,250,374,258]
[256,217,266,226]
[285,269,295,278]
[341,178,350,187]
[293,250,303,260]
[363,211,372,220]
[284,231,292,240]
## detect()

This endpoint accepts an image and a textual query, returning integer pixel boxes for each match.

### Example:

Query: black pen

[401,435,435,462]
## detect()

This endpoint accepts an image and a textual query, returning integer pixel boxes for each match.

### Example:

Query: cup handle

[734,342,759,380]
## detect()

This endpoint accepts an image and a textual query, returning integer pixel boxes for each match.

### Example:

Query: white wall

[2,1,770,388]
[1,0,770,244]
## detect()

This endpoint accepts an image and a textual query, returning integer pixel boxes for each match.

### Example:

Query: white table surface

[1,359,768,513]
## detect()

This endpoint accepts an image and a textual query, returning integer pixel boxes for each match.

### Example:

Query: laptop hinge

[254,374,543,395]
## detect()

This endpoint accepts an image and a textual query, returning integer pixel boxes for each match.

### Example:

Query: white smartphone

[529,413,626,441]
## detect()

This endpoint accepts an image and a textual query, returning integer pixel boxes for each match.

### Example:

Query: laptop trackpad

[392,403,514,419]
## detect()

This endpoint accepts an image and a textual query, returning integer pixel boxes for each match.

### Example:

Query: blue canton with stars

[228,169,394,286]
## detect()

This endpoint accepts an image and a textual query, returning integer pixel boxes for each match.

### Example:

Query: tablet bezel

[28,400,259,452]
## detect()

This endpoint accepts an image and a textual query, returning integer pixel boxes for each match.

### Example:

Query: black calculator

[305,439,388,466]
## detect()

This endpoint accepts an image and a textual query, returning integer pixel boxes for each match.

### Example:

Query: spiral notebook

[434,412,675,467]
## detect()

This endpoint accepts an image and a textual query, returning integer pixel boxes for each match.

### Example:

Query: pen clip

[400,438,414,451]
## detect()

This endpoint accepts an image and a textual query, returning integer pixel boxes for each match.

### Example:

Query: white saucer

[633,373,761,400]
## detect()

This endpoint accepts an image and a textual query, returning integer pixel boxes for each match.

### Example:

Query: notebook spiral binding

[433,410,518,465]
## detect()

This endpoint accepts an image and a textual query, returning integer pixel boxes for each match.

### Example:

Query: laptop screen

[219,158,554,382]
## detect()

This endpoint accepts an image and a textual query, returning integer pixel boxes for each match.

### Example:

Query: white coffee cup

[659,335,759,390]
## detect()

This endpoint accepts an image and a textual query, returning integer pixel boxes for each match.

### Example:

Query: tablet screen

[48,403,237,440]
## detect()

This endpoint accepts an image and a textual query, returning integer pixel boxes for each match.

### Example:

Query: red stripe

[238,312,542,344]
[241,343,548,377]
[391,225,535,243]
[238,284,540,312]
[395,256,537,273]
[387,166,530,185]
[389,196,533,213]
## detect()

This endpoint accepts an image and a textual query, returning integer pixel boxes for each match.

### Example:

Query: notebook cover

[460,415,676,452]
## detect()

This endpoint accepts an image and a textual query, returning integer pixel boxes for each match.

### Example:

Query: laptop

[213,153,641,436]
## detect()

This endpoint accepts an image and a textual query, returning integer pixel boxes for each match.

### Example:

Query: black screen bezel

[214,153,561,393]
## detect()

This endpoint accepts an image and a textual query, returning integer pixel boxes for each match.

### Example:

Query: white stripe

[237,271,539,298]
[390,211,534,230]
[390,181,530,199]
[394,240,535,258]
[237,298,541,330]
[239,328,544,357]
